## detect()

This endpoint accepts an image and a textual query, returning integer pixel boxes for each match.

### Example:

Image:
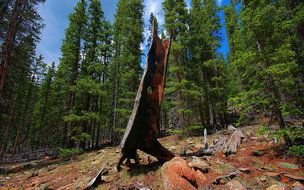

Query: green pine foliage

[225,0,303,126]
[110,0,144,140]
[0,0,303,155]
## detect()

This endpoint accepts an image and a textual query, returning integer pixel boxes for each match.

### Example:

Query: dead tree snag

[117,22,174,170]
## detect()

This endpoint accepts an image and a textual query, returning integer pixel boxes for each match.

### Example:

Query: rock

[279,162,299,169]
[228,125,236,131]
[47,165,57,171]
[23,162,38,169]
[213,171,240,185]
[188,156,209,173]
[4,176,10,180]
[0,167,8,175]
[225,180,246,190]
[97,150,105,154]
[260,166,276,172]
[32,171,39,177]
[260,176,267,182]
[169,146,177,150]
[162,157,207,190]
[284,174,304,182]
[37,183,52,190]
[292,182,304,190]
[195,144,203,149]
[238,168,250,174]
[252,150,264,156]
[266,184,287,190]
[187,140,194,144]
[186,150,193,155]
[28,171,38,178]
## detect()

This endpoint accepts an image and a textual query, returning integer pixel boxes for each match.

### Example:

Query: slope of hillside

[0,125,303,190]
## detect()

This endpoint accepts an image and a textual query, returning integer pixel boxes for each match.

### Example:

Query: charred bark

[117,23,174,170]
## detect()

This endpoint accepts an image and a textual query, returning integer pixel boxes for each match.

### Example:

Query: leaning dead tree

[117,22,174,170]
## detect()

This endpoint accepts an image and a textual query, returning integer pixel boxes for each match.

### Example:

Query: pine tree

[188,0,223,128]
[225,0,302,141]
[0,0,45,155]
[162,0,189,129]
[111,0,144,142]
[31,62,56,147]
[70,0,110,149]
[50,0,87,148]
[147,12,159,48]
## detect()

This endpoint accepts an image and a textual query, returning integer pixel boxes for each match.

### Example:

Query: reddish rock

[225,180,246,190]
[162,157,207,190]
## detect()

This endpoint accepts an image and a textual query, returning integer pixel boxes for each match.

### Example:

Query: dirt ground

[0,125,303,190]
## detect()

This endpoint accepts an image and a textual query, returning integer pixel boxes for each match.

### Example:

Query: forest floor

[0,124,303,190]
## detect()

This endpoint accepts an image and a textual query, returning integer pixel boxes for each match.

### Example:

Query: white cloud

[144,0,164,27]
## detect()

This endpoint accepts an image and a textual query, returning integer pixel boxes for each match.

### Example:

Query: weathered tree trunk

[0,0,27,95]
[0,95,16,156]
[117,23,174,170]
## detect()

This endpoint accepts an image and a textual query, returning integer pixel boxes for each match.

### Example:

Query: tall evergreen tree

[0,0,45,155]
[111,0,144,142]
[162,0,189,129]
[188,0,224,128]
[225,0,303,143]
[50,0,87,148]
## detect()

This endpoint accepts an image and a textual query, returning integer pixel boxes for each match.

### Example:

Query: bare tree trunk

[173,54,185,128]
[0,0,27,95]
[0,95,16,156]
[109,57,119,144]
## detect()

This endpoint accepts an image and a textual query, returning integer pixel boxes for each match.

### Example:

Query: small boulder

[292,182,304,190]
[162,157,207,190]
[188,156,209,173]
[228,125,236,131]
[169,146,177,150]
[252,150,264,156]
[238,168,250,174]
[225,180,246,190]
[28,171,38,178]
[47,165,57,171]
[266,184,287,190]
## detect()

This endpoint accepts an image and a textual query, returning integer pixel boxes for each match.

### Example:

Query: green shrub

[185,125,204,136]
[167,128,185,136]
[58,148,83,158]
[256,125,269,136]
[288,145,304,156]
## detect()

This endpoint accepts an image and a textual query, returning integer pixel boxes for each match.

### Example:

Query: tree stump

[117,21,174,171]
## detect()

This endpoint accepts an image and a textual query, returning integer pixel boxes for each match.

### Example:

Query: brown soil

[0,125,303,190]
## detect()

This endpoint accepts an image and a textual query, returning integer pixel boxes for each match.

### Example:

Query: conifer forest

[0,0,304,189]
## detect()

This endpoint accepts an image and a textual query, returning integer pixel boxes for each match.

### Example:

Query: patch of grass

[185,125,204,136]
[58,148,83,158]
[256,125,269,136]
[271,126,304,144]
[279,162,299,169]
[167,128,185,136]
[213,162,236,174]
[288,145,304,156]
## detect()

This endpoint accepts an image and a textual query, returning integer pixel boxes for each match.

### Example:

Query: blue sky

[37,0,230,65]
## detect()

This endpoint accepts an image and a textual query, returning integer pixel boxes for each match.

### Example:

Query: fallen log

[117,21,174,170]
[223,129,245,155]
[85,166,109,190]
[189,128,245,156]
